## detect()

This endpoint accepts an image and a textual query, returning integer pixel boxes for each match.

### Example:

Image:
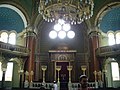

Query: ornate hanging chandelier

[38,0,94,24]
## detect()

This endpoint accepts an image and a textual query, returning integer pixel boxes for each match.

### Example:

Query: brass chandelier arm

[39,0,94,24]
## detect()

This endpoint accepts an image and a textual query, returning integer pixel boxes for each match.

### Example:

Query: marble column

[88,29,100,80]
[0,56,8,88]
[41,65,47,83]
[24,25,36,82]
[1,62,7,88]
[56,66,61,83]
[18,69,24,88]
[67,65,72,90]
[81,65,87,75]
[56,66,61,90]
[11,57,25,88]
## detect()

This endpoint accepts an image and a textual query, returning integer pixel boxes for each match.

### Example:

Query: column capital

[88,30,101,38]
[1,62,8,72]
[23,25,37,37]
[10,57,25,72]
[24,31,36,37]
[67,66,73,71]
[41,65,47,71]
[0,56,9,72]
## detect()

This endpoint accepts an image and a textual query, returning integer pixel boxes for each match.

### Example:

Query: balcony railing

[28,82,96,90]
[96,44,120,57]
[0,41,29,57]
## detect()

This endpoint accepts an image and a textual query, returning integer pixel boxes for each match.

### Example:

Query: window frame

[111,61,120,81]
[0,30,17,45]
[107,31,115,45]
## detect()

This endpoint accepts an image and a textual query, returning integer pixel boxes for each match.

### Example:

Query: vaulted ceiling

[0,0,120,33]
[100,7,120,33]
[0,7,24,33]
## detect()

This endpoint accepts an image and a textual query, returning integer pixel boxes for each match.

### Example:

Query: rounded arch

[34,14,91,34]
[58,54,68,60]
[95,2,120,32]
[0,4,28,28]
[0,30,9,34]
[115,30,120,35]
[107,30,115,35]
[34,14,44,33]
[9,30,17,35]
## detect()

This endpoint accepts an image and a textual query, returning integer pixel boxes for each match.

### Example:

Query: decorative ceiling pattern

[100,7,120,33]
[0,7,24,33]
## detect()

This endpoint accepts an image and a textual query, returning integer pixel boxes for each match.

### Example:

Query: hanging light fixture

[49,21,75,39]
[38,0,94,24]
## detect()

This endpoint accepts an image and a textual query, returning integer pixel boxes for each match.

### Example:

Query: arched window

[0,63,2,81]
[0,31,16,45]
[5,62,13,81]
[116,32,120,44]
[111,62,120,81]
[0,32,8,43]
[108,32,115,45]
[8,32,16,45]
[0,62,13,81]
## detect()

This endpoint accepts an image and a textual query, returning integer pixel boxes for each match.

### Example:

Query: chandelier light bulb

[49,30,57,39]
[67,30,75,39]
[58,30,66,39]
[63,23,71,31]
[58,19,65,25]
[49,21,75,39]
[54,23,62,31]
[39,0,94,24]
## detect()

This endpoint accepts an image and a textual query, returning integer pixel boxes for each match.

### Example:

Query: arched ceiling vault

[0,4,28,33]
[95,2,120,33]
